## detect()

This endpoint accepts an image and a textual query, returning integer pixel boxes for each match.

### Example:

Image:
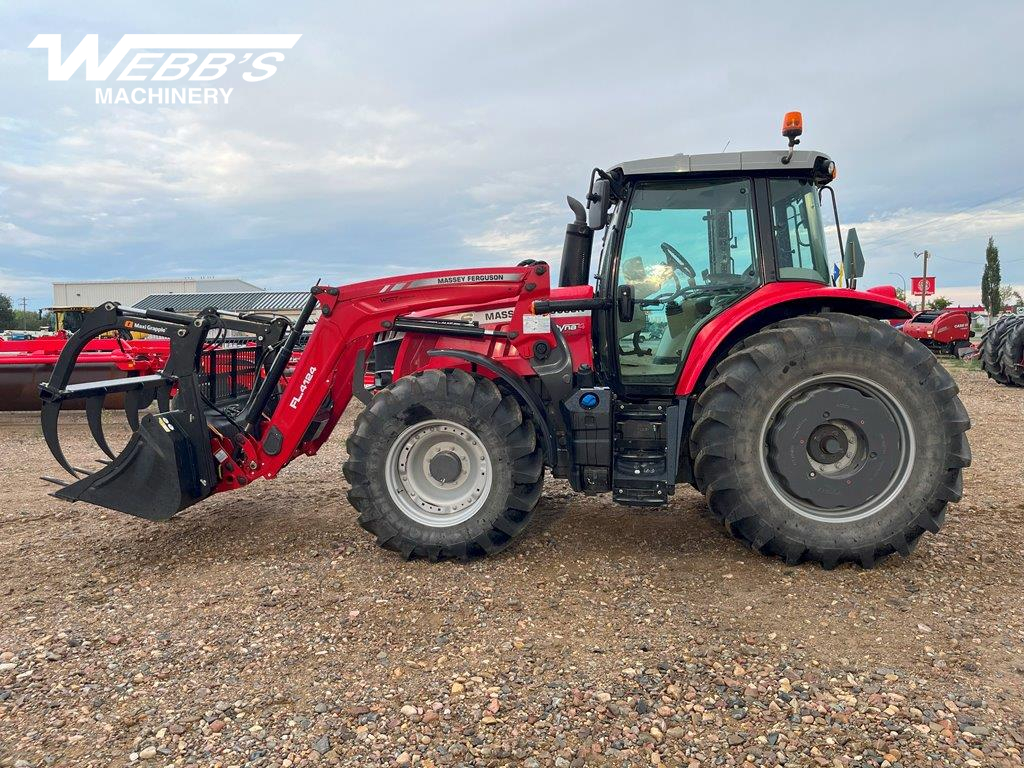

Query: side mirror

[586,175,612,231]
[843,227,865,286]
[616,284,635,323]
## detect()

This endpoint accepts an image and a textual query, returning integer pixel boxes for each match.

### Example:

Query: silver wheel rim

[384,419,493,527]
[757,373,916,524]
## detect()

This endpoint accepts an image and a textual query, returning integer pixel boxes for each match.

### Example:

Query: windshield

[612,178,759,384]
[62,311,86,333]
[768,178,830,283]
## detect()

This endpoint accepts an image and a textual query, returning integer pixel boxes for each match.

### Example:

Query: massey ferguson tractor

[38,114,971,569]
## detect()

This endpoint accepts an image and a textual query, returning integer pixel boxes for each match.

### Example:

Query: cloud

[462,202,564,265]
[849,198,1024,250]
[0,101,488,255]
[0,220,56,248]
[0,267,56,300]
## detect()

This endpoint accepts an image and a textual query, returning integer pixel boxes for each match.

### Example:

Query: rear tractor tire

[343,369,543,561]
[691,313,971,569]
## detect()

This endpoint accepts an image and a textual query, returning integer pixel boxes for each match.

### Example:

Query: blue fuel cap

[579,392,599,409]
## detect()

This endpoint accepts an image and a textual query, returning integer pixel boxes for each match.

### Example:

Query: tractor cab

[557,114,865,396]
[598,150,836,388]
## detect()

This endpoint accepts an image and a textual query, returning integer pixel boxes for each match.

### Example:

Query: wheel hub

[385,420,493,528]
[765,382,907,518]
[428,450,464,484]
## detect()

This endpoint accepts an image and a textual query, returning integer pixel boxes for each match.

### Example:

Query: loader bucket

[49,409,218,521]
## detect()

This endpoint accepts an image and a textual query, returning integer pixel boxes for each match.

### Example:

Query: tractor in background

[980,314,1024,386]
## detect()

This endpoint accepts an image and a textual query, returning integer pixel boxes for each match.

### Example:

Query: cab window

[768,178,830,283]
[613,178,759,385]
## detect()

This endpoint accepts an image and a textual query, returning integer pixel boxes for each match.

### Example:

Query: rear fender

[676,282,912,395]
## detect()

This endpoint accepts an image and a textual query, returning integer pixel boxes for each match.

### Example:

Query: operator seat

[654,295,713,364]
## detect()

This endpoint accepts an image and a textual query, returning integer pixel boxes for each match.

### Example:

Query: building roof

[53,277,263,288]
[611,149,831,177]
[133,291,310,313]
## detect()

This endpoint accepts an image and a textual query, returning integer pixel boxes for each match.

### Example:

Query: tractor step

[611,400,681,507]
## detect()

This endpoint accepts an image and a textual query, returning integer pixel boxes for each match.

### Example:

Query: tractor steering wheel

[660,242,697,280]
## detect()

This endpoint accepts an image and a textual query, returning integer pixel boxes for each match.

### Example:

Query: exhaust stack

[557,196,594,287]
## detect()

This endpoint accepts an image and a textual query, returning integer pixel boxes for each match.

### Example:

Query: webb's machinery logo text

[28,34,301,105]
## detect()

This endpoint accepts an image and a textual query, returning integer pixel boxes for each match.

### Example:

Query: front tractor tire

[343,369,543,561]
[691,313,971,569]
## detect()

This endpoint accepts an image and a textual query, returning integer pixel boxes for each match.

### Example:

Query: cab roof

[611,149,831,177]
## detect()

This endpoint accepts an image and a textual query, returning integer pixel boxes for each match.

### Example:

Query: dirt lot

[2,364,1023,767]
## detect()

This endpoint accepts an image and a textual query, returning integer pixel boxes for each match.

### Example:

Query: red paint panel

[674,282,911,395]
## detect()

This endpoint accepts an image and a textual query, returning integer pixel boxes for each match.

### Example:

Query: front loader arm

[39,264,558,519]
[245,264,555,480]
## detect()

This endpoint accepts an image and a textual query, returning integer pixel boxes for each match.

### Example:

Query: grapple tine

[124,389,142,431]
[156,386,171,413]
[85,395,116,459]
[41,401,79,478]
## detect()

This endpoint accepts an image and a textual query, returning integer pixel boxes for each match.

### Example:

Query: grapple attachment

[39,303,290,521]
[49,410,219,520]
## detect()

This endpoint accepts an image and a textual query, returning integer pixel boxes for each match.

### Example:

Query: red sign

[911,276,935,296]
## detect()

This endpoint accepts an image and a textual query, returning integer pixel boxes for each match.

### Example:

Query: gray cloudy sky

[1,1,1022,308]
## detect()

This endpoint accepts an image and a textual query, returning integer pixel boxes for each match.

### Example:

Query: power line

[863,186,1024,249]
[893,195,1024,246]
[930,252,1024,265]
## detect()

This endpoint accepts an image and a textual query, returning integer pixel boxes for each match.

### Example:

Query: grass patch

[941,356,981,372]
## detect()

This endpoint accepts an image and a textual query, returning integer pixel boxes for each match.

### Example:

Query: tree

[13,309,49,331]
[894,287,907,303]
[999,285,1023,312]
[981,237,1001,317]
[0,294,15,329]
[928,295,952,310]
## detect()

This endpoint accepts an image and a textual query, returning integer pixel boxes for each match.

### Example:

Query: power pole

[915,250,930,311]
[18,297,28,331]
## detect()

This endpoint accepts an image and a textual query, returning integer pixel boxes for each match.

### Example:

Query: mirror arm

[819,185,845,269]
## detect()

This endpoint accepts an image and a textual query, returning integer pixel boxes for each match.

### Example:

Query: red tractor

[39,114,970,569]
[900,308,972,356]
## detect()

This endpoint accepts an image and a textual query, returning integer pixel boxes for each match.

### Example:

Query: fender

[675,282,912,395]
[425,348,559,466]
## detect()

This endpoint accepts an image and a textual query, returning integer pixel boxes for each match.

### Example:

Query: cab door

[603,177,761,393]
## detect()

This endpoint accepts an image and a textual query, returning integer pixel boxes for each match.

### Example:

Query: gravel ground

[1,364,1023,767]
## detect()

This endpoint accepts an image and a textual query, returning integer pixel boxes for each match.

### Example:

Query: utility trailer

[38,114,971,569]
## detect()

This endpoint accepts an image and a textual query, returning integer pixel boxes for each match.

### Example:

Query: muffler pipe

[557,196,594,287]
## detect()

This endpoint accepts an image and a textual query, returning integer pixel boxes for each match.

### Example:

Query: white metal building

[133,291,314,322]
[52,278,263,308]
